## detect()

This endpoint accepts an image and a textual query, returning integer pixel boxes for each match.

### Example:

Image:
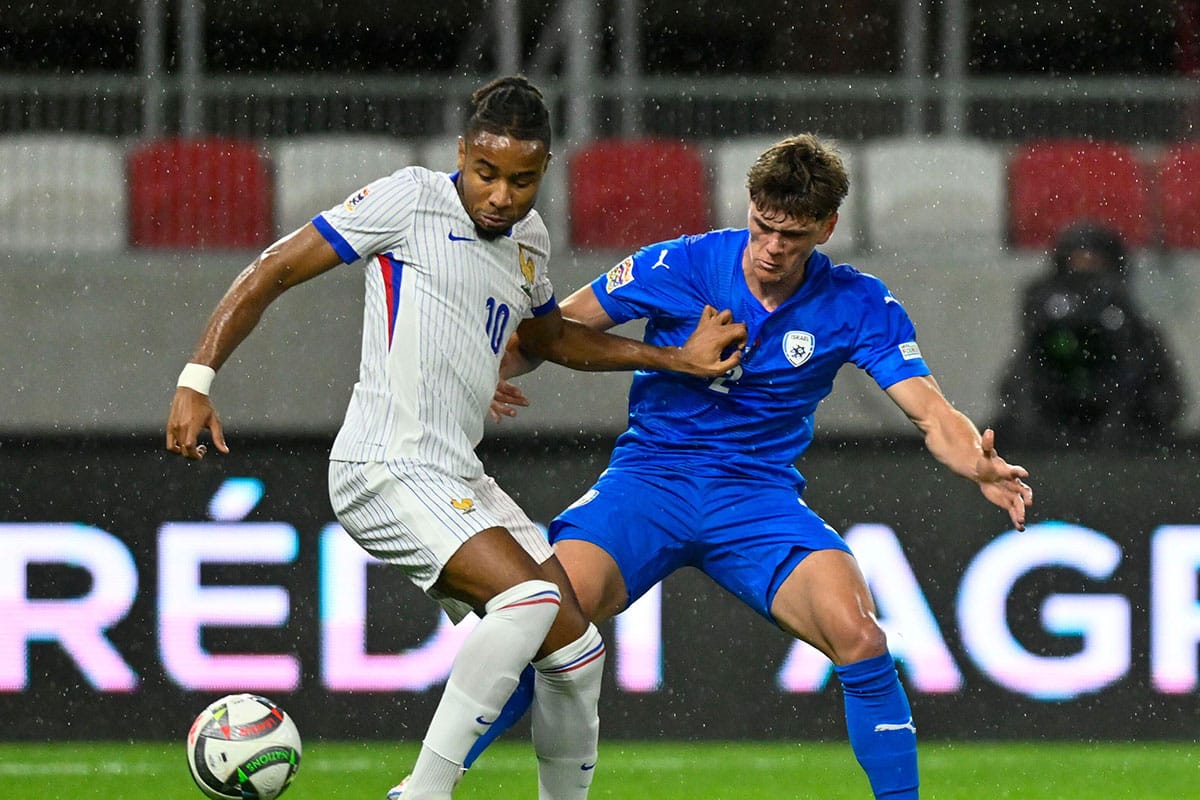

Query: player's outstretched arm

[501,283,623,382]
[166,224,343,460]
[886,375,1033,530]
[515,290,746,378]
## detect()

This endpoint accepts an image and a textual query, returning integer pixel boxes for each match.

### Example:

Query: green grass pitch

[0,740,1193,799]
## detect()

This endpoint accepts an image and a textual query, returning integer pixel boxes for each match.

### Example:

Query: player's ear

[818,212,839,244]
[456,135,467,172]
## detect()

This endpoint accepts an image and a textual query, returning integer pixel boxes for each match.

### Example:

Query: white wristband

[177,363,216,395]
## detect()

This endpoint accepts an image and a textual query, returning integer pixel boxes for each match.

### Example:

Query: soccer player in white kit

[165,76,747,800]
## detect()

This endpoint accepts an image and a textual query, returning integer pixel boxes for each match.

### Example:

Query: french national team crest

[783,330,815,367]
[518,245,536,297]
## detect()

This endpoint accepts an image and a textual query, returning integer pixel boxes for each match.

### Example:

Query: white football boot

[384,776,410,799]
[385,770,465,799]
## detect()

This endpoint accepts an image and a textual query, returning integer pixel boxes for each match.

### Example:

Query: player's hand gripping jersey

[313,167,556,478]
[592,229,931,481]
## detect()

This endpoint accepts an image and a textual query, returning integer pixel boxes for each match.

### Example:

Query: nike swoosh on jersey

[448,231,476,242]
[475,715,496,725]
[580,763,596,771]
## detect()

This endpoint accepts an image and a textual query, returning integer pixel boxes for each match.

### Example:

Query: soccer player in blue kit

[472,133,1035,799]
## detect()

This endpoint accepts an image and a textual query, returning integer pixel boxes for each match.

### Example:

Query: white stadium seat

[860,137,1005,251]
[415,134,462,173]
[0,134,126,253]
[272,135,415,235]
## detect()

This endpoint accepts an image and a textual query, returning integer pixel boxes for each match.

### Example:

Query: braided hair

[466,76,552,150]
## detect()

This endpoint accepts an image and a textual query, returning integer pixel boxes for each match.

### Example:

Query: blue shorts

[548,465,851,624]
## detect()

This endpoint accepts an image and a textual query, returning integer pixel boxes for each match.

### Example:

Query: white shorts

[328,459,554,622]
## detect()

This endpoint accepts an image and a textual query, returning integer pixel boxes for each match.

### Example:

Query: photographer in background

[996,221,1184,446]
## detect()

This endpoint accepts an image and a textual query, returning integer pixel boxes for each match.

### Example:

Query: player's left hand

[975,428,1033,531]
[678,305,748,377]
[488,379,530,423]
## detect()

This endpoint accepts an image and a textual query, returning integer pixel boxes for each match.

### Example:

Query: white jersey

[313,166,556,479]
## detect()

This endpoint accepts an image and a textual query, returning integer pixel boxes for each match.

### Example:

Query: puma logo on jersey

[651,249,670,269]
[874,718,916,734]
[450,498,475,513]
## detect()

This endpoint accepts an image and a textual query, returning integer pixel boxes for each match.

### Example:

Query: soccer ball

[186,693,302,800]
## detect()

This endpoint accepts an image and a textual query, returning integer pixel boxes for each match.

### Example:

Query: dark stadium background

[0,1,1178,77]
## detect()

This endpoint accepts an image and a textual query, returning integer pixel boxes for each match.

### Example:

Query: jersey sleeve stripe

[377,254,403,348]
[312,213,361,263]
[531,295,558,317]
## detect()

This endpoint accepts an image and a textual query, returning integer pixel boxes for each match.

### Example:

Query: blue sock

[463,664,536,768]
[834,653,919,799]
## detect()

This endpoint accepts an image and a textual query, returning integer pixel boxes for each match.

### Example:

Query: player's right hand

[489,379,530,423]
[166,388,229,461]
[679,305,748,377]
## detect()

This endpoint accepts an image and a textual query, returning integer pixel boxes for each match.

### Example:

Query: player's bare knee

[563,572,624,624]
[831,619,889,665]
[592,589,626,624]
[538,600,590,658]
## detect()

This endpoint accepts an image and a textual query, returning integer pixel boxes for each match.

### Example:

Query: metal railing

[2,72,1199,145]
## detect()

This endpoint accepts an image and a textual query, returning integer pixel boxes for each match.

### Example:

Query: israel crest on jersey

[783,330,815,367]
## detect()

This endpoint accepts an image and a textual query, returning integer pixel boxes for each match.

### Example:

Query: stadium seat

[532,144,571,253]
[1007,139,1150,249]
[272,135,414,235]
[710,136,775,231]
[128,136,273,249]
[1155,143,1200,249]
[711,136,861,254]
[415,134,463,173]
[0,134,127,253]
[568,138,710,250]
[861,136,1005,251]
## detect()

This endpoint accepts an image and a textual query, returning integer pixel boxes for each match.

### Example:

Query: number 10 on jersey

[485,297,511,354]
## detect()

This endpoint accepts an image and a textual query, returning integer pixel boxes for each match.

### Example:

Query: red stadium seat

[568,138,710,249]
[128,136,273,248]
[1007,139,1150,249]
[1156,143,1200,249]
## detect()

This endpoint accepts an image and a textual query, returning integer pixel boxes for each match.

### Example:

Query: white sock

[402,749,461,800]
[531,623,606,800]
[406,579,561,799]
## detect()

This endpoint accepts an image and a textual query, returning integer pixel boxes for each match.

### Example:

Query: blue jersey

[591,228,931,483]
